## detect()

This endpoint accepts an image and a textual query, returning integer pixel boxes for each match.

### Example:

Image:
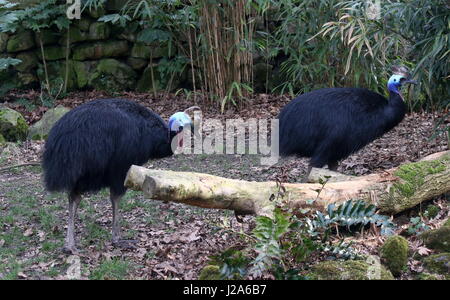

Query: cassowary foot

[62,245,79,255]
[112,239,138,250]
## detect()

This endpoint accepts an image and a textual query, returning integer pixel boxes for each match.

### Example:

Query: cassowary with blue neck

[43,98,197,254]
[278,67,417,181]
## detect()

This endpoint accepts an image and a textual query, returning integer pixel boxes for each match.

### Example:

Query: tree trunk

[124,151,450,216]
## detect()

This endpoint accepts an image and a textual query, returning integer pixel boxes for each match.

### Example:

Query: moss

[36,46,67,61]
[88,22,110,40]
[198,265,222,280]
[73,61,97,89]
[0,134,6,146]
[420,227,450,252]
[444,218,450,227]
[15,52,38,72]
[425,205,440,219]
[27,106,70,140]
[380,235,409,276]
[381,154,449,213]
[416,272,442,280]
[6,31,35,53]
[308,260,394,280]
[392,157,447,198]
[17,72,38,87]
[0,32,9,52]
[36,29,60,46]
[127,57,148,70]
[36,60,77,90]
[89,59,137,91]
[423,253,450,275]
[73,17,93,31]
[61,27,89,44]
[72,41,129,61]
[0,108,29,142]
[136,64,163,92]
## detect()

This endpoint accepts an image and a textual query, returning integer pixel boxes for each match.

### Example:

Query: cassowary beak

[404,79,418,85]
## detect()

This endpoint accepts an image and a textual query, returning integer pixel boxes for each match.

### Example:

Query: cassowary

[43,98,197,254]
[278,68,417,181]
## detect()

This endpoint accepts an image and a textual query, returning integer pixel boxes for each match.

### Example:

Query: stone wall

[0,5,184,93]
[1,3,275,94]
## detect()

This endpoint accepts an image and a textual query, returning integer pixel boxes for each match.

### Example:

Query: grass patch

[84,222,110,246]
[89,258,131,280]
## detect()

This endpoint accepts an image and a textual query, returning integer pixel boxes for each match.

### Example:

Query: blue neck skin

[388,82,400,94]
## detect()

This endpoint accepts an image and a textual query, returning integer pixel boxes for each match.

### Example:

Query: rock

[89,58,137,91]
[73,60,97,89]
[131,43,172,59]
[118,23,138,42]
[17,72,39,87]
[308,260,394,280]
[73,18,93,32]
[380,235,409,276]
[72,40,129,61]
[0,33,9,52]
[27,106,70,140]
[420,227,450,252]
[60,27,89,45]
[7,31,35,53]
[136,64,163,92]
[36,46,67,61]
[127,57,148,70]
[37,60,77,90]
[88,22,110,40]
[0,107,29,142]
[423,253,450,276]
[131,43,151,59]
[198,265,221,280]
[35,30,59,46]
[15,51,38,72]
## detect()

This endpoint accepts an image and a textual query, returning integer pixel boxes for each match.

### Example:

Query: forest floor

[0,90,449,280]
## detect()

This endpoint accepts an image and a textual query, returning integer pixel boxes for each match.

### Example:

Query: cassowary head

[387,66,418,97]
[168,106,201,148]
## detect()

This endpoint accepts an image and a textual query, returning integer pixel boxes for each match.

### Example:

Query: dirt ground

[0,91,449,280]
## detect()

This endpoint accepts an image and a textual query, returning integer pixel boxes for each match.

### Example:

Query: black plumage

[279,74,415,180]
[43,98,174,195]
[43,98,189,253]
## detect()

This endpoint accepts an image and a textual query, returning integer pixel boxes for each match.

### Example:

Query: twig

[0,162,41,172]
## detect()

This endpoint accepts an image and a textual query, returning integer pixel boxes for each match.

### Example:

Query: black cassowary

[43,98,197,254]
[278,68,417,181]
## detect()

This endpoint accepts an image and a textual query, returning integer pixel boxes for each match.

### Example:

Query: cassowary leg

[63,191,82,254]
[110,192,137,249]
[301,164,313,183]
[304,156,327,183]
[328,160,339,171]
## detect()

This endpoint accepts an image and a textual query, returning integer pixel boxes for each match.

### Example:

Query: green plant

[407,216,430,235]
[89,258,130,280]
[248,207,290,278]
[209,247,250,280]
[313,200,396,237]
[313,0,449,110]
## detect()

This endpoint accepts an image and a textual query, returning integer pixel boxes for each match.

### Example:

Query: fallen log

[124,151,450,216]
